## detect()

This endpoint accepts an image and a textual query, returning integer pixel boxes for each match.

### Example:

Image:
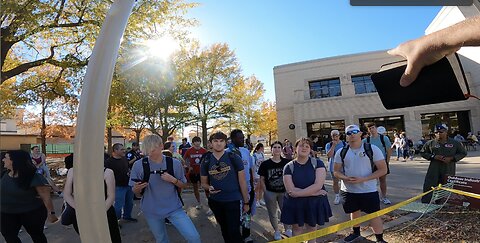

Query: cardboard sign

[446,175,480,209]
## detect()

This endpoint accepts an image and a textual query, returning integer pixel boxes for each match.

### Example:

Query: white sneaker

[255,201,261,207]
[285,229,293,237]
[206,209,214,216]
[259,199,266,206]
[244,236,254,243]
[274,231,282,240]
[334,194,341,205]
[382,197,392,205]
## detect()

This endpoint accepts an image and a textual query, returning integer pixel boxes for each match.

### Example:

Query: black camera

[151,170,167,175]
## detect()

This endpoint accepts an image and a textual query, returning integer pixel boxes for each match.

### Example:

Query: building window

[309,78,341,99]
[359,116,405,139]
[0,122,6,131]
[420,111,471,139]
[352,74,376,94]
[307,120,345,148]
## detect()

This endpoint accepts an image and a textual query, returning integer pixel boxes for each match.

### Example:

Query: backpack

[367,134,387,154]
[141,157,184,206]
[287,157,319,174]
[407,139,414,147]
[339,143,376,174]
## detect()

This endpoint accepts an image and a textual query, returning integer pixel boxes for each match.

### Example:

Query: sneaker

[244,236,254,243]
[195,204,202,209]
[259,199,266,206]
[284,229,293,238]
[382,197,392,205]
[273,231,282,240]
[343,233,361,242]
[334,194,341,205]
[256,201,261,207]
[206,209,214,216]
[123,217,138,222]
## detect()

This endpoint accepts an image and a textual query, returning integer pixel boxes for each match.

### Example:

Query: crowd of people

[1,14,479,243]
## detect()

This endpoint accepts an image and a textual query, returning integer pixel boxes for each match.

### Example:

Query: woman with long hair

[1,150,58,243]
[281,138,332,243]
[258,141,292,240]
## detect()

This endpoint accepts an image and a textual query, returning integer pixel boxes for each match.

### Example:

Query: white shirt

[334,144,384,193]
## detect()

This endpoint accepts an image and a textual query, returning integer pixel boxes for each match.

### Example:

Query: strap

[141,157,150,195]
[340,145,349,174]
[379,134,387,155]
[142,157,150,183]
[166,156,184,206]
[364,143,375,172]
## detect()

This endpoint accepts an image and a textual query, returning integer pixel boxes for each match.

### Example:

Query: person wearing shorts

[184,136,208,209]
[333,125,388,243]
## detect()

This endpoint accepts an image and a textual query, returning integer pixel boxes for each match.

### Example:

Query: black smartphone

[371,53,469,109]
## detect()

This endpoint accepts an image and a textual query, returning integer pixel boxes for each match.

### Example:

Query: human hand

[208,186,221,194]
[242,204,250,213]
[132,182,148,194]
[388,35,460,87]
[346,177,365,184]
[160,172,176,183]
[313,189,328,196]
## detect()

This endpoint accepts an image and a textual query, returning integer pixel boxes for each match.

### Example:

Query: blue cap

[434,123,448,132]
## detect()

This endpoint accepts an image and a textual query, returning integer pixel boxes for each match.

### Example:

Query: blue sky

[187,1,441,101]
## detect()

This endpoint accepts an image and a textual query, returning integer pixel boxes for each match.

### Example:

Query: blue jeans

[144,208,201,243]
[114,186,134,219]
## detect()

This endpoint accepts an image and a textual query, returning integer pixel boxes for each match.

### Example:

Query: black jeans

[208,199,242,243]
[1,206,47,243]
[72,206,121,243]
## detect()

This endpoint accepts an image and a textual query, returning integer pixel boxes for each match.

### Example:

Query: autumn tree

[258,101,278,145]
[1,0,198,84]
[18,64,77,153]
[177,42,241,146]
[227,75,265,139]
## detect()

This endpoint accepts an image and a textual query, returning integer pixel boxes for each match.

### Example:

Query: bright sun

[145,36,179,60]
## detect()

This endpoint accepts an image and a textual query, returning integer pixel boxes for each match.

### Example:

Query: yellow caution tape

[272,189,434,243]
[439,187,480,200]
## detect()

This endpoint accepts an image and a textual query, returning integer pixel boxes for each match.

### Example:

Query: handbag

[61,202,77,226]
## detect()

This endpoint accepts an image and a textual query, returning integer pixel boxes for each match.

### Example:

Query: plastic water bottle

[242,213,251,229]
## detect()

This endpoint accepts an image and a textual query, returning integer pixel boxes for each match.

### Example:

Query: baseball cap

[331,130,340,136]
[345,125,360,133]
[377,126,386,135]
[434,123,448,132]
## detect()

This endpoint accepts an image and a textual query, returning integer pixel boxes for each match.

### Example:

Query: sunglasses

[346,130,360,136]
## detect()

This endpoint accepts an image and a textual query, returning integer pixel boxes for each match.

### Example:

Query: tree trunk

[107,127,113,154]
[201,118,208,148]
[41,97,47,155]
[134,129,141,144]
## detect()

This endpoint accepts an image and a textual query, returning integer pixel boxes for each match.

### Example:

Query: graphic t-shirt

[258,157,289,192]
[252,152,265,179]
[200,152,244,202]
[184,147,208,174]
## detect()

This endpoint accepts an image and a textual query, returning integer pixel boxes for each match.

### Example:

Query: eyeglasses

[346,130,360,136]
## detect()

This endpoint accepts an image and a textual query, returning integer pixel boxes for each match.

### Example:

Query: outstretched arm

[388,16,480,87]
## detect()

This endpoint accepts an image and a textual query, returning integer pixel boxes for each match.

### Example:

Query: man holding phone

[201,131,250,243]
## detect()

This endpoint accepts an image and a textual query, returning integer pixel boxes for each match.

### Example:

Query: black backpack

[141,157,184,206]
[407,139,414,147]
[339,143,375,174]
